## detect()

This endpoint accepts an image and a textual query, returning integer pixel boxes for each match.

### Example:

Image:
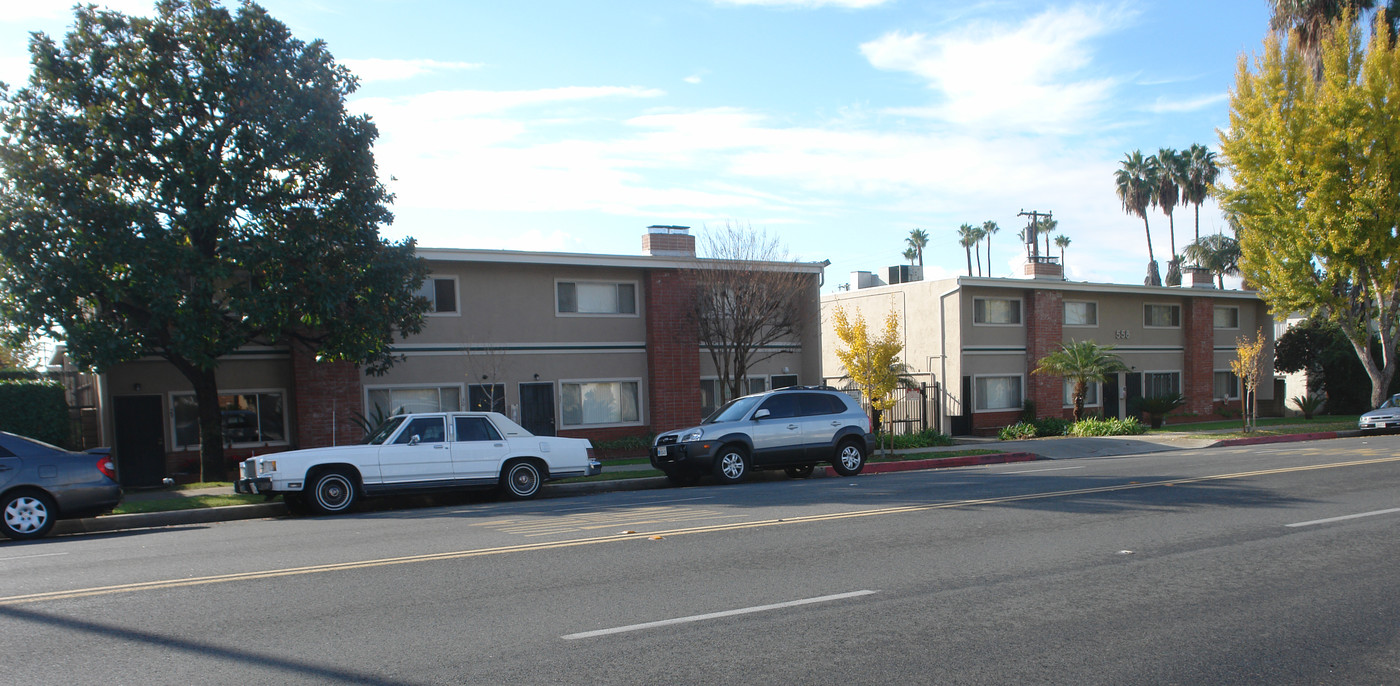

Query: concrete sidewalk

[50,428,1365,537]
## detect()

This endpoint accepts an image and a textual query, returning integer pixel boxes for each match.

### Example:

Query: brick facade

[1182,296,1215,415]
[1026,288,1067,420]
[644,268,702,433]
[290,343,364,449]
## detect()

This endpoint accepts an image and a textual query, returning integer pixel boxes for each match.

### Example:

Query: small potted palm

[1136,394,1185,429]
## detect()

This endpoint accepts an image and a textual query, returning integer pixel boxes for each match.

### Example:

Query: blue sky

[3,1,1273,291]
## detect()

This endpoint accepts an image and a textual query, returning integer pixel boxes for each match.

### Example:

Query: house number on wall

[1114,330,1131,340]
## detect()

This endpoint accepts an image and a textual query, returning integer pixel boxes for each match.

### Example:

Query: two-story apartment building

[821,261,1274,434]
[94,227,825,486]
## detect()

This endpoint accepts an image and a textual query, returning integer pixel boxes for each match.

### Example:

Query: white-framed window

[770,374,799,389]
[974,374,1023,411]
[556,281,638,316]
[1143,371,1182,398]
[973,297,1022,326]
[366,385,463,417]
[468,383,506,413]
[1214,370,1240,400]
[747,376,767,395]
[1214,306,1240,329]
[700,378,721,418]
[417,276,458,315]
[1144,303,1181,328]
[1063,379,1101,408]
[171,389,288,448]
[1064,301,1098,327]
[561,379,642,427]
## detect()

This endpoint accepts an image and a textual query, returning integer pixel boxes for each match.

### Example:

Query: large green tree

[0,1,428,478]
[1218,12,1400,408]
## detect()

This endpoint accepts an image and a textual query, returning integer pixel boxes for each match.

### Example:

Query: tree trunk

[167,357,226,482]
[1340,320,1398,409]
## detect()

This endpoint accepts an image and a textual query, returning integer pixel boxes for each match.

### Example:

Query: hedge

[0,380,69,447]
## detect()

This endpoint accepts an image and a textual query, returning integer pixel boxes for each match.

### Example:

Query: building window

[973,298,1022,325]
[562,380,641,426]
[747,376,767,395]
[700,379,721,418]
[1144,304,1181,328]
[1214,306,1240,329]
[770,374,799,389]
[172,391,287,448]
[1064,301,1098,326]
[557,281,637,315]
[1063,380,1100,408]
[417,277,458,314]
[974,375,1023,411]
[469,384,506,413]
[367,385,462,417]
[1214,371,1240,400]
[1143,371,1182,398]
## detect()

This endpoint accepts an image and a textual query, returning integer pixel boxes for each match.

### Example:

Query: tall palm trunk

[974,243,982,276]
[965,246,972,276]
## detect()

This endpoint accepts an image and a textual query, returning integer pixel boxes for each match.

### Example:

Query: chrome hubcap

[5,497,47,533]
[721,454,744,478]
[841,446,862,470]
[317,476,350,509]
[511,465,538,494]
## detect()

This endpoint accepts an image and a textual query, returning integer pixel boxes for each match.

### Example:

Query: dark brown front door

[114,395,166,487]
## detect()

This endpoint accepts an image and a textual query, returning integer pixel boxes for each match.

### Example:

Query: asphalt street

[3,435,1399,685]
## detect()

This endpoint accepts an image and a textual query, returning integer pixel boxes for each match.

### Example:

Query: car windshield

[704,396,762,424]
[1382,395,1400,410]
[363,416,407,445]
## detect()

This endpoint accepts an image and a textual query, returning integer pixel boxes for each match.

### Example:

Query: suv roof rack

[771,385,839,392]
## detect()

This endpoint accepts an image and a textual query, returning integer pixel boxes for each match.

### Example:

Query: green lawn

[1150,415,1359,437]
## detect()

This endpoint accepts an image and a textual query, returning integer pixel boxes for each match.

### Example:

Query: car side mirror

[408,435,421,446]
[753,409,771,420]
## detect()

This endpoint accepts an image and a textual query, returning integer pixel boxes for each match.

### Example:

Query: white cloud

[713,0,892,7]
[684,74,703,84]
[860,5,1135,133]
[340,58,482,84]
[1143,93,1228,113]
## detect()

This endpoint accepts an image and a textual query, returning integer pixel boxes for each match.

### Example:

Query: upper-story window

[973,297,1021,325]
[417,277,458,315]
[1214,306,1240,329]
[1064,301,1098,327]
[1144,303,1181,328]
[557,281,637,316]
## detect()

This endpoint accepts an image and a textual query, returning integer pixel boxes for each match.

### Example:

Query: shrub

[879,428,954,450]
[1032,417,1071,437]
[1136,394,1185,429]
[1067,416,1146,437]
[998,422,1039,440]
[1289,393,1325,420]
[0,380,69,447]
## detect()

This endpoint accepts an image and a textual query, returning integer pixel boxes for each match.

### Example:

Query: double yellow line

[4,454,1398,606]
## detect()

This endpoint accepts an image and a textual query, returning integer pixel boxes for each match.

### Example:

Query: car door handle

[831,421,842,426]
[0,465,10,472]
[787,424,800,430]
[433,444,448,449]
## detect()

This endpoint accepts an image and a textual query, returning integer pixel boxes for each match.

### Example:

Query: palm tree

[1055,234,1071,268]
[901,246,918,265]
[1183,143,1219,244]
[981,220,999,276]
[956,224,978,276]
[1115,150,1160,286]
[1183,233,1242,288]
[1032,340,1129,421]
[1035,216,1058,258]
[1153,148,1186,285]
[906,228,930,267]
[1269,0,1386,79]
[971,224,987,276]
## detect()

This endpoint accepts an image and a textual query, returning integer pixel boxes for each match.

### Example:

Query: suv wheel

[831,440,866,476]
[713,446,749,484]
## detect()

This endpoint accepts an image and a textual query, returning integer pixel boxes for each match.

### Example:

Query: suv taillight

[96,457,118,482]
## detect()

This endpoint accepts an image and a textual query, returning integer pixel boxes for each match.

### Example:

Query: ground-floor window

[1144,371,1182,398]
[366,385,463,417]
[770,374,799,389]
[562,380,641,427]
[975,375,1023,411]
[1214,371,1240,401]
[1063,379,1100,408]
[469,383,506,413]
[172,391,287,448]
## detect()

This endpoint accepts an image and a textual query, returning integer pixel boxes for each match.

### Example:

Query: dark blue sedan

[0,431,122,540]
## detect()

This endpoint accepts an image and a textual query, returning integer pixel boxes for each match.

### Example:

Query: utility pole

[1017,209,1052,260]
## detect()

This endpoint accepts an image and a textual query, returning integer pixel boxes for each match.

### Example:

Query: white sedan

[235,412,600,514]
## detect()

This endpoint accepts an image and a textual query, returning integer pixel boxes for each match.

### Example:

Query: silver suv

[650,386,875,485]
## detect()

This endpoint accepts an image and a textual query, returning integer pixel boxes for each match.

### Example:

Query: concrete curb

[49,431,1365,537]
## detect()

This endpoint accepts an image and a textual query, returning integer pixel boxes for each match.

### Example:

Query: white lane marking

[1287,508,1400,528]
[562,590,878,640]
[0,552,69,561]
[998,466,1086,475]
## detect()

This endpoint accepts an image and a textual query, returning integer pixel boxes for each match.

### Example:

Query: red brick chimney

[642,225,695,256]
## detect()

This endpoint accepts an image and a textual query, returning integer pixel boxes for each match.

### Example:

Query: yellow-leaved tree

[1231,328,1267,433]
[831,303,904,455]
[1218,10,1400,409]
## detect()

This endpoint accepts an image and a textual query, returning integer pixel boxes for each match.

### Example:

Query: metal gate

[827,381,939,435]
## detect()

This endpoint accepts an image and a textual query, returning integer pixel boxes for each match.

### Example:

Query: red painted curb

[1214,432,1339,448]
[823,451,1044,477]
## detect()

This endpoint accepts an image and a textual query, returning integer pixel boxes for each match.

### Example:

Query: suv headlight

[681,429,704,442]
[256,458,278,475]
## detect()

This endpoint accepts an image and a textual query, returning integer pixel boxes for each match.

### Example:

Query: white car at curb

[235,412,600,514]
